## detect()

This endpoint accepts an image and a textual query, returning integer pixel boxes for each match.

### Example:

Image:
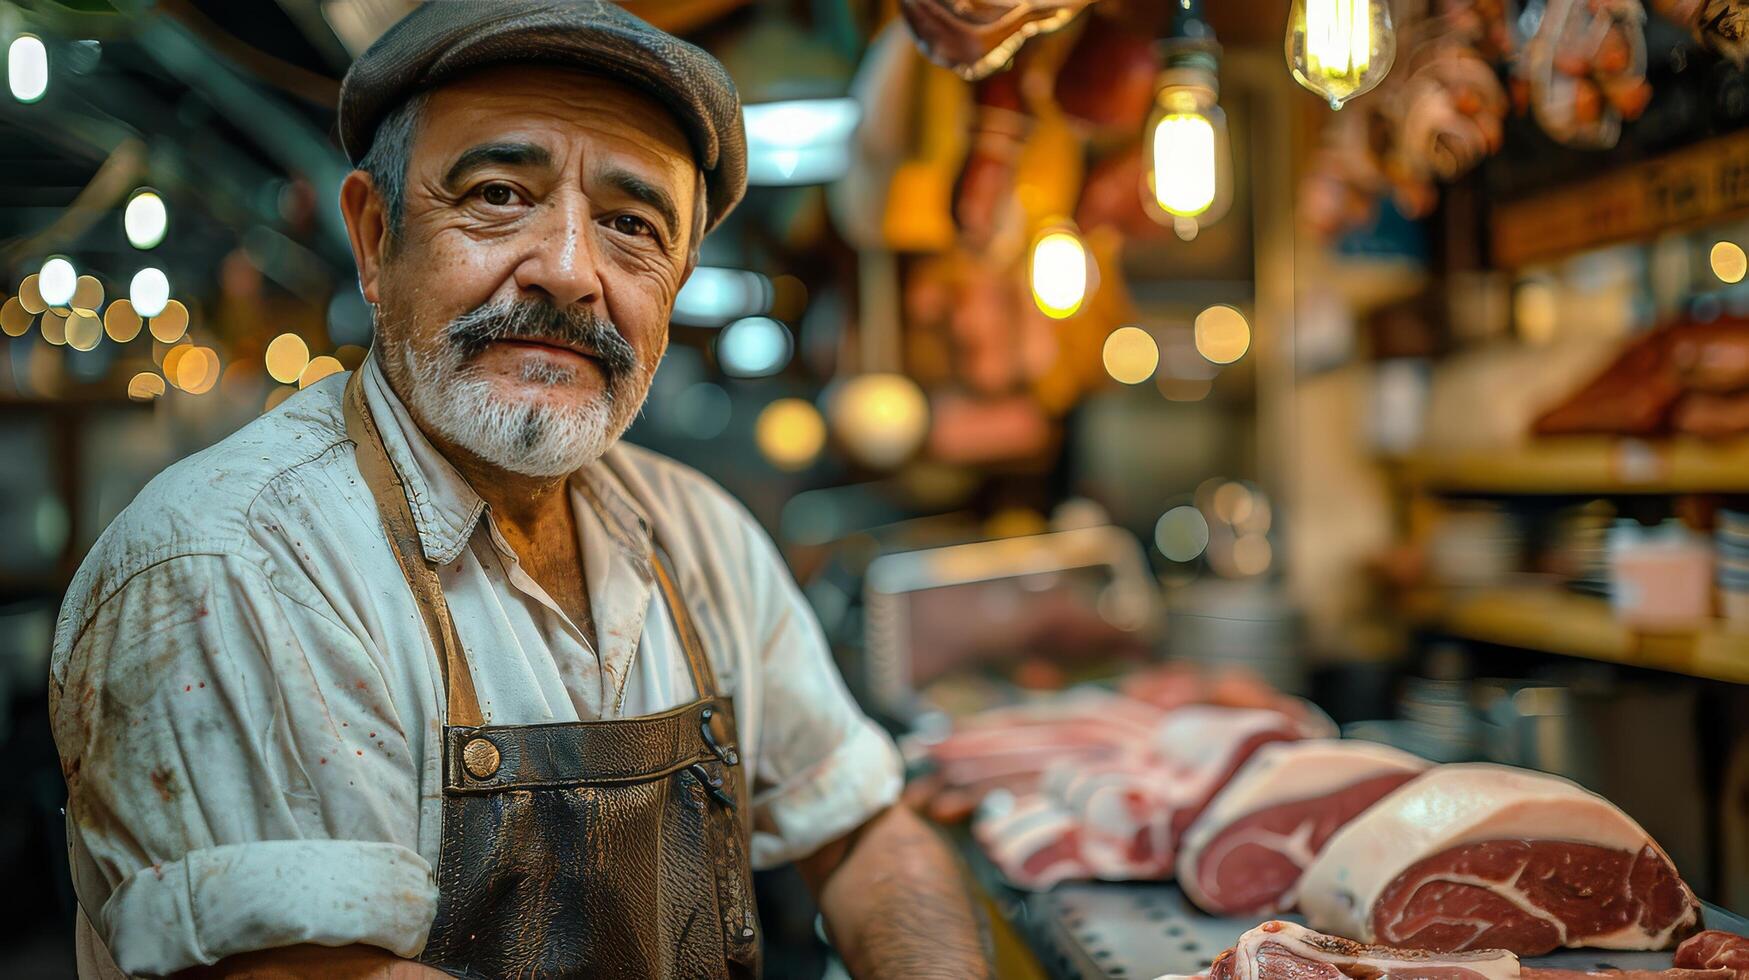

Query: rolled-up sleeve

[735,518,903,869]
[51,552,438,975]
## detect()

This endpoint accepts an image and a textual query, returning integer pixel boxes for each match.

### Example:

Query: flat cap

[339,0,747,232]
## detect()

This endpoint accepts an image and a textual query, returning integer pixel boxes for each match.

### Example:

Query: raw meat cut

[1676,932,1749,978]
[1159,921,1742,980]
[1177,740,1430,917]
[970,790,1091,890]
[960,694,1333,889]
[1152,706,1340,844]
[1040,751,1180,881]
[1202,919,1523,980]
[903,691,1166,821]
[1298,765,1702,956]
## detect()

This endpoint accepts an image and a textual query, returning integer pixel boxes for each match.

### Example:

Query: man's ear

[339,170,389,304]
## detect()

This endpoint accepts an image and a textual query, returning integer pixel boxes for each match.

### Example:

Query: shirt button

[462,737,502,780]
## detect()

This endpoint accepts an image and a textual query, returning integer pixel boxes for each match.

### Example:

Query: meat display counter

[962,840,1749,980]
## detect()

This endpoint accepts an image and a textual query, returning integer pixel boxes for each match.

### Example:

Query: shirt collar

[357,353,655,566]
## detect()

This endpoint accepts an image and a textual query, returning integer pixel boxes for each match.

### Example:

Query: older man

[50,3,989,978]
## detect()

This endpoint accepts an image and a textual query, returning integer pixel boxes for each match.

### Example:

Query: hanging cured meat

[1052,10,1162,131]
[1390,36,1508,216]
[1518,0,1650,148]
[954,68,1032,250]
[899,0,1096,80]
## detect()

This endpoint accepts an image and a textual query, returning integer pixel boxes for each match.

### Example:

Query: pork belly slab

[1178,740,1431,917]
[1298,765,1702,956]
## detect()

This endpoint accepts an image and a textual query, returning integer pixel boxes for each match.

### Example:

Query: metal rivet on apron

[462,737,502,780]
[741,927,756,940]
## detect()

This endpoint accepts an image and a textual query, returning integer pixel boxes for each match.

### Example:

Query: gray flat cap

[339,0,747,232]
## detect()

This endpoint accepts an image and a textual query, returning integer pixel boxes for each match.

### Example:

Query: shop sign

[1493,131,1749,267]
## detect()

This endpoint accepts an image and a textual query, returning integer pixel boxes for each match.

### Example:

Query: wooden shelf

[1406,589,1749,685]
[1395,437,1749,495]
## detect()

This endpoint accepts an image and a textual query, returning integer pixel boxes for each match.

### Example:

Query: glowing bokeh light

[673,267,773,327]
[265,333,310,384]
[717,316,791,377]
[16,275,45,314]
[0,298,30,337]
[131,267,170,318]
[127,372,166,401]
[71,275,103,313]
[177,347,220,394]
[1151,113,1217,217]
[1102,326,1160,384]
[1232,533,1273,576]
[38,257,75,308]
[1212,482,1255,525]
[1194,305,1251,364]
[756,398,827,471]
[9,36,48,104]
[1155,506,1211,562]
[1712,242,1747,284]
[1030,230,1090,319]
[104,299,142,342]
[161,342,194,387]
[299,354,342,389]
[66,309,101,351]
[125,190,168,249]
[148,299,189,343]
[39,309,67,346]
[830,373,930,469]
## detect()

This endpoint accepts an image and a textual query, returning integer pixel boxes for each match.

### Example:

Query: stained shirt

[49,355,902,976]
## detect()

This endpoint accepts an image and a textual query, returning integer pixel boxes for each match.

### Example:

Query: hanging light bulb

[1144,69,1232,239]
[1029,226,1093,319]
[1285,0,1397,110]
[1143,3,1232,240]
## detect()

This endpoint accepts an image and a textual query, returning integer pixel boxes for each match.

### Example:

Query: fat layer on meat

[1298,764,1699,951]
[1177,740,1430,914]
[1197,919,1523,980]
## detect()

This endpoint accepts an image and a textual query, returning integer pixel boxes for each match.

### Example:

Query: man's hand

[796,802,993,980]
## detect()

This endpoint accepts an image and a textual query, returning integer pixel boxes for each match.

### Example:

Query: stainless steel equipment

[862,525,1158,720]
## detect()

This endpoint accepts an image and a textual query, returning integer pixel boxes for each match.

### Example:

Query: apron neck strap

[343,368,723,721]
[650,544,719,700]
[344,370,486,727]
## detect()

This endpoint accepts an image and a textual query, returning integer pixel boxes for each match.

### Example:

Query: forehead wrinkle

[419,68,692,171]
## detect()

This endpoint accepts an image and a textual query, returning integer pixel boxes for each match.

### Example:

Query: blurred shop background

[3,0,1749,975]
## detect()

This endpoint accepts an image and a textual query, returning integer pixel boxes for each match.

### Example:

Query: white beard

[399,342,634,478]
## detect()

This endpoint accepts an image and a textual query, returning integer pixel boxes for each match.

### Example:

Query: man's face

[349,66,700,476]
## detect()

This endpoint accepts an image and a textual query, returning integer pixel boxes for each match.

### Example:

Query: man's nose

[511,202,604,309]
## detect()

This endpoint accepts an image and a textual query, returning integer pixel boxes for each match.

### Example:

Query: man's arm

[797,802,992,980]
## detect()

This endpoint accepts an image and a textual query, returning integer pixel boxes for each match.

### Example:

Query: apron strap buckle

[699,707,739,767]
[686,762,737,809]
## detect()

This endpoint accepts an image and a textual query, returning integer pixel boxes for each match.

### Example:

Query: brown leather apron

[344,372,762,979]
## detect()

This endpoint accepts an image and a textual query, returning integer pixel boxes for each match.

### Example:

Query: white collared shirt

[50,356,902,976]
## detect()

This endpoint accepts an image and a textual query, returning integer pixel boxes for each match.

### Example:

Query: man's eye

[479,184,516,207]
[612,214,654,237]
